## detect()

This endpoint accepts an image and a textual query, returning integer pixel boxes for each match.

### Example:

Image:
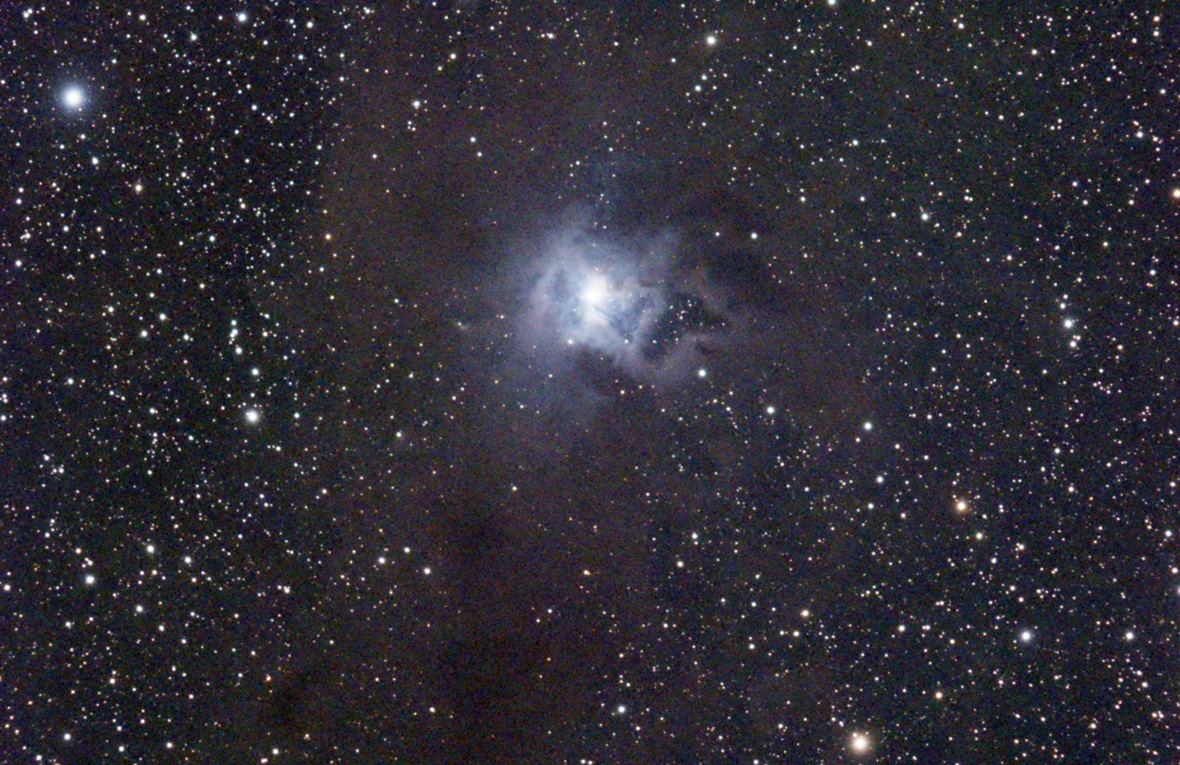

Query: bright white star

[62,86,85,109]
[849,731,872,754]
[582,275,608,308]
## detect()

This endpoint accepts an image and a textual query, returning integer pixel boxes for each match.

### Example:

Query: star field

[2,2,1178,764]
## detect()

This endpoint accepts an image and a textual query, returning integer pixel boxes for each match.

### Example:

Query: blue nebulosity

[515,212,732,386]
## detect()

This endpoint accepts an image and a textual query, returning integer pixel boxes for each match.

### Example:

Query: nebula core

[513,207,731,388]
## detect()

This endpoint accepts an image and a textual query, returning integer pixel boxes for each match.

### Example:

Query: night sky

[3,2,1178,763]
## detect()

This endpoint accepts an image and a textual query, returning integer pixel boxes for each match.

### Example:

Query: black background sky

[3,1,1179,763]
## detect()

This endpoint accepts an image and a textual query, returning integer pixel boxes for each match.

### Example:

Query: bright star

[62,86,85,109]
[244,408,260,424]
[849,731,872,754]
[582,275,608,308]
